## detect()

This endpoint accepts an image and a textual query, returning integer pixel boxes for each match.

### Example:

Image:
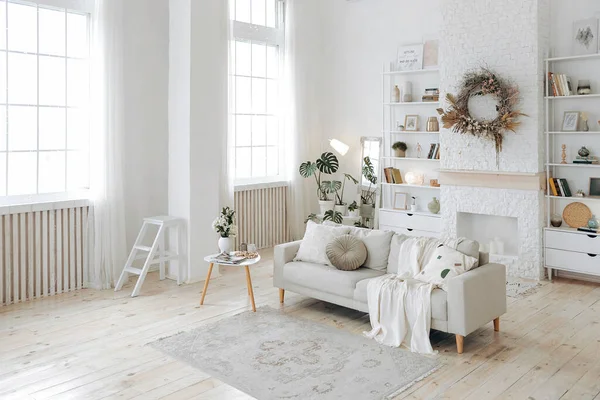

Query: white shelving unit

[544,53,600,280]
[379,65,442,238]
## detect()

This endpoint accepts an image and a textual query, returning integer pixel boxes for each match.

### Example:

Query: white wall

[319,0,442,203]
[122,0,170,247]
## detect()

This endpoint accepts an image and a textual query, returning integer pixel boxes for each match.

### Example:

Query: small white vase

[318,200,335,215]
[218,237,232,254]
[348,210,360,218]
[334,204,348,216]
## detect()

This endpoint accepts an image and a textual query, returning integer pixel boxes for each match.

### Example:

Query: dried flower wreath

[437,68,526,164]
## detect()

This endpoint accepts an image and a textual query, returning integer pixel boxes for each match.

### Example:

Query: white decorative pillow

[416,244,478,291]
[294,221,351,265]
[349,227,394,271]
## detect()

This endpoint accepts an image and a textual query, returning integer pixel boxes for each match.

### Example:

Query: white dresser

[545,228,600,280]
[379,209,441,238]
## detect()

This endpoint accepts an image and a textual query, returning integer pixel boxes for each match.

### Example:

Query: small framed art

[573,18,599,56]
[590,178,600,197]
[562,111,580,132]
[393,192,408,210]
[404,115,419,131]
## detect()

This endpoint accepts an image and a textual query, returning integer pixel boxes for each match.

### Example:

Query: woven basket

[563,202,592,228]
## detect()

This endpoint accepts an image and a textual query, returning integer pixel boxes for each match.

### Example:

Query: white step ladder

[115,216,183,297]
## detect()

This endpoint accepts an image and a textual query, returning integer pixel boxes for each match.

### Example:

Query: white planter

[218,237,232,254]
[348,210,360,218]
[360,204,375,218]
[334,204,348,216]
[319,200,335,215]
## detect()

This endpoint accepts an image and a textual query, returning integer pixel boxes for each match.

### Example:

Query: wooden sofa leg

[456,335,464,354]
[279,289,285,304]
[493,317,500,332]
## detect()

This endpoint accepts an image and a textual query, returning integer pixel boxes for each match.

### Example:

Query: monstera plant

[299,152,341,215]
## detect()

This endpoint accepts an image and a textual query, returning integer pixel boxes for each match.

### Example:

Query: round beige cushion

[326,234,368,271]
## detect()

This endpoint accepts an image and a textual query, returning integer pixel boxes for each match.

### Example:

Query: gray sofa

[274,236,507,354]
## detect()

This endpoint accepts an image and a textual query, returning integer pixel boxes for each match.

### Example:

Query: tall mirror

[359,137,381,227]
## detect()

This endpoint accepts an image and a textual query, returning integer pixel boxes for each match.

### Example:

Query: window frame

[0,0,92,206]
[230,0,285,187]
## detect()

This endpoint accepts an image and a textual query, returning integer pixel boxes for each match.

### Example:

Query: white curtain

[222,0,234,209]
[88,0,127,289]
[284,0,324,239]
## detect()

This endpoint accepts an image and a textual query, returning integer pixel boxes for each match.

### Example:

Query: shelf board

[437,169,539,176]
[379,208,441,218]
[380,183,441,189]
[546,195,600,202]
[384,130,440,134]
[383,68,439,76]
[546,131,600,135]
[545,94,600,100]
[381,156,439,162]
[545,226,600,237]
[547,163,600,168]
[546,53,600,62]
[384,101,440,106]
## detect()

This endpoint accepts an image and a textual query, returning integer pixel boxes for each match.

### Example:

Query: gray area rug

[150,306,439,399]
[506,280,541,299]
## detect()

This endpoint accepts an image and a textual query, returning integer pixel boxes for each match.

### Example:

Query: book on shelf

[547,72,573,96]
[548,177,559,196]
[427,143,440,159]
[427,144,435,159]
[549,178,572,197]
[560,178,572,197]
[384,167,403,184]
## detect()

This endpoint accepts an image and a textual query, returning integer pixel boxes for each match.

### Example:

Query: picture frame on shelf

[572,18,599,56]
[395,44,423,71]
[393,192,408,210]
[422,40,439,69]
[590,177,600,197]
[404,115,419,131]
[562,111,580,132]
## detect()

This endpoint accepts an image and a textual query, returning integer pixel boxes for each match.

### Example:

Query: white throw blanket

[364,237,462,354]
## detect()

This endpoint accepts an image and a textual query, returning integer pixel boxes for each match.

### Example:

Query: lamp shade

[329,139,349,156]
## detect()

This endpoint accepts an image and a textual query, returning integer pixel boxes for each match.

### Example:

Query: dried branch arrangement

[437,68,526,164]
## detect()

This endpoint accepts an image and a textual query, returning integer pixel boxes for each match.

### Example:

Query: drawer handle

[587,234,598,239]
[407,228,414,232]
[588,253,598,257]
[407,213,413,217]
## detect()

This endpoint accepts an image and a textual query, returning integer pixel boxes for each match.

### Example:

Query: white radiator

[0,205,90,306]
[234,185,290,250]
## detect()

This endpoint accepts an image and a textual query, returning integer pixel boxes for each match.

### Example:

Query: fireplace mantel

[439,169,545,191]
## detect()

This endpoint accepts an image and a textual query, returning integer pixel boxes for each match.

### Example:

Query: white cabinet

[379,209,441,238]
[544,228,600,278]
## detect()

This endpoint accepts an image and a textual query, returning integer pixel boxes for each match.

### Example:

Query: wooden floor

[1,249,600,400]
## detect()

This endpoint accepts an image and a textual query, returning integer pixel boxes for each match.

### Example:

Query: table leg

[200,263,214,306]
[245,266,256,312]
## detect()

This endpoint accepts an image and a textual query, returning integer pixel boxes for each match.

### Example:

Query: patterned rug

[150,306,440,399]
[506,280,541,299]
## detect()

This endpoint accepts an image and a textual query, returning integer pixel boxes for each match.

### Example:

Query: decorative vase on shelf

[550,214,563,227]
[401,82,412,102]
[426,117,439,132]
[578,146,590,158]
[588,215,599,229]
[218,237,232,254]
[427,197,440,214]
[392,85,400,103]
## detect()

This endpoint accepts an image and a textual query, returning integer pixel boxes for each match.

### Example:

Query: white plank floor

[1,249,599,400]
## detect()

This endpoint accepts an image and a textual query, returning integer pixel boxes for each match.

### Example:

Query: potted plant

[212,206,237,254]
[347,201,359,218]
[392,141,408,157]
[300,152,340,214]
[360,156,377,218]
[333,173,359,216]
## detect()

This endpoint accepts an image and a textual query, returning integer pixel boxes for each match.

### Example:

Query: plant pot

[334,204,348,216]
[218,237,232,254]
[394,149,406,158]
[348,210,360,218]
[360,204,375,218]
[318,200,335,215]
[427,197,440,214]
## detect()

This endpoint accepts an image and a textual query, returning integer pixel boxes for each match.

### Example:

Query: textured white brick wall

[441,186,545,279]
[439,0,550,279]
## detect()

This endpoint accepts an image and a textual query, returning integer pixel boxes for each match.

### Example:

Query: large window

[0,0,90,201]
[230,0,284,184]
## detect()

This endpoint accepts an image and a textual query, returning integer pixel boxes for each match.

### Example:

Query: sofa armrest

[447,263,507,336]
[273,240,302,288]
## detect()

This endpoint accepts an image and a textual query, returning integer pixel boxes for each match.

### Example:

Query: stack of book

[547,72,573,96]
[422,88,439,102]
[573,156,599,165]
[427,143,440,159]
[208,253,247,265]
[548,178,572,197]
[383,167,403,184]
